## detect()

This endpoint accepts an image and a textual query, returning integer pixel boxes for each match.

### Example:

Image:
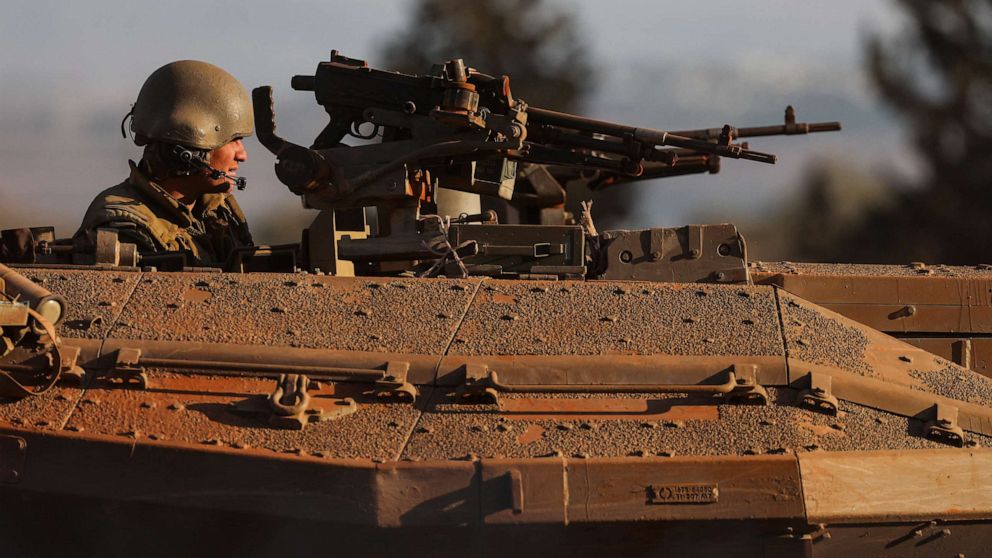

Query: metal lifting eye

[350,120,381,140]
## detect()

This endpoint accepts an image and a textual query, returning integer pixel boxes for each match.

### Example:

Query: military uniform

[74,161,253,266]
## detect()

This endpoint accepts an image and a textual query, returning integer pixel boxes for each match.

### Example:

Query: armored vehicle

[1,52,990,557]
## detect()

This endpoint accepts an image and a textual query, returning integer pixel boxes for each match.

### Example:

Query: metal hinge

[374,361,417,401]
[459,363,499,403]
[797,372,839,415]
[232,373,358,430]
[59,344,85,385]
[111,347,148,389]
[727,363,769,405]
[924,403,965,447]
[459,362,768,406]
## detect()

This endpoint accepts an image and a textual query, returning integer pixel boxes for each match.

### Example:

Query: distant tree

[380,0,592,112]
[858,0,992,263]
[736,161,891,262]
[784,0,992,264]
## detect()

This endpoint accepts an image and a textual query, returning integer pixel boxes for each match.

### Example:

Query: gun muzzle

[0,263,65,334]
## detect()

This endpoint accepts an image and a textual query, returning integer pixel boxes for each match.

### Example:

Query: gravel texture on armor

[399,388,978,460]
[753,261,992,278]
[109,273,480,353]
[910,361,992,407]
[448,281,782,356]
[778,290,876,378]
[0,386,85,431]
[19,269,142,340]
[62,373,425,461]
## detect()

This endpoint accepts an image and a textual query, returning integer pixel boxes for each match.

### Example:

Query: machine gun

[253,51,840,277]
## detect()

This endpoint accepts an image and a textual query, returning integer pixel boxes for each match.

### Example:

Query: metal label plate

[646,483,719,504]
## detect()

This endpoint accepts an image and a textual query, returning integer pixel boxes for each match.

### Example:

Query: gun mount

[254,51,840,276]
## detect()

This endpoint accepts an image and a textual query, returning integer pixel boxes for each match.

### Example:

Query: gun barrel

[737,121,842,137]
[672,121,842,140]
[527,107,636,137]
[527,107,776,164]
[291,75,316,91]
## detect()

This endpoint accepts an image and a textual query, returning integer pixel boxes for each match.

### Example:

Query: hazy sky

[0,1,907,242]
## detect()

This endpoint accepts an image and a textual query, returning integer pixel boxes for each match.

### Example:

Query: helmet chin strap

[172,145,247,191]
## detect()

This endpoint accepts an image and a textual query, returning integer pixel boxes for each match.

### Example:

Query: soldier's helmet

[130,60,254,151]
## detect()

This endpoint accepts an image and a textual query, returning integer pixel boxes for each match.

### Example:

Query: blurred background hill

[4,1,983,264]
[747,0,992,264]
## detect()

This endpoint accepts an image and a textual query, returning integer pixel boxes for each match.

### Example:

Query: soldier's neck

[159,176,201,208]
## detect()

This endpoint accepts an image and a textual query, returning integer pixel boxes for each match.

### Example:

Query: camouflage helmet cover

[131,60,254,150]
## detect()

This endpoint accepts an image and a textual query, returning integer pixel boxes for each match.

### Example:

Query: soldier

[74,60,255,266]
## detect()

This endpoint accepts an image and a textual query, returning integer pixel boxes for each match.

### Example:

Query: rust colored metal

[515,424,545,444]
[2,263,991,557]
[498,397,718,421]
[5,51,992,558]
[755,270,992,378]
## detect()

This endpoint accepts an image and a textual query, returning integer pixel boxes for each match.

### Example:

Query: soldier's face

[203,138,247,193]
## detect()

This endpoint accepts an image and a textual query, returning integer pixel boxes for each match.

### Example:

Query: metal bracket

[648,228,664,261]
[924,403,965,447]
[952,339,972,369]
[727,363,769,405]
[797,372,839,415]
[459,362,767,406]
[710,267,750,283]
[111,347,148,389]
[509,469,524,514]
[687,225,703,259]
[373,361,418,401]
[232,373,358,430]
[59,344,85,385]
[94,228,138,267]
[459,363,499,404]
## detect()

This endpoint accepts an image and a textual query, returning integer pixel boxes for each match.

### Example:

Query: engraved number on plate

[646,483,719,504]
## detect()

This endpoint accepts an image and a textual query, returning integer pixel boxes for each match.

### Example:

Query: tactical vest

[74,161,254,266]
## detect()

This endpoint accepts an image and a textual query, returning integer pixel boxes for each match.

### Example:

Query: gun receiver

[254,50,841,269]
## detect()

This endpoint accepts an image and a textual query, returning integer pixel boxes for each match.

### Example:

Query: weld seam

[59,270,144,431]
[772,286,792,384]
[394,278,483,461]
[435,278,484,379]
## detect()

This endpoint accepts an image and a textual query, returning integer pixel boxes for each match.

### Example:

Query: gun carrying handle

[251,86,330,194]
[252,86,288,156]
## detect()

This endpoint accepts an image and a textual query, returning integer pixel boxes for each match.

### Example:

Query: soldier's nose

[235,139,247,163]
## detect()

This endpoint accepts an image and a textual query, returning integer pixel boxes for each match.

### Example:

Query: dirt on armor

[20,269,141,340]
[778,290,876,378]
[109,273,480,354]
[754,261,992,278]
[449,281,783,357]
[62,372,425,461]
[0,386,86,432]
[399,388,980,461]
[910,361,992,407]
